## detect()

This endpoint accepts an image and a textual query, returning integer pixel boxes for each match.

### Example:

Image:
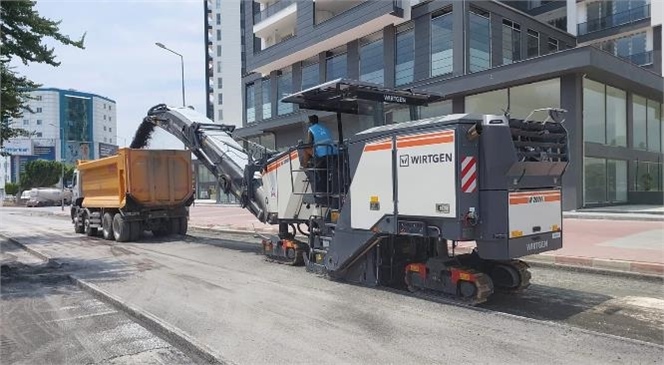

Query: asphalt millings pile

[130,121,156,149]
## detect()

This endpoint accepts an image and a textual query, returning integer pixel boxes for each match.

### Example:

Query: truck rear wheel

[84,215,98,237]
[74,216,85,234]
[178,217,188,235]
[112,214,131,242]
[102,213,115,241]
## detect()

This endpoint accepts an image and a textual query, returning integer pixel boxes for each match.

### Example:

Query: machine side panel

[350,138,394,230]
[508,189,562,238]
[396,130,457,218]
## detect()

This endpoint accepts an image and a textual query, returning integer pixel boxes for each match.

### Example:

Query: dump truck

[70,148,194,242]
[135,79,568,304]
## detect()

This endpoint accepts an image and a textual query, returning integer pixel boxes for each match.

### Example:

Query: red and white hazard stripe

[461,156,477,193]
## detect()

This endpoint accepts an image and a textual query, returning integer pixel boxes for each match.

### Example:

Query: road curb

[72,276,231,365]
[189,225,277,237]
[524,255,664,281]
[0,233,231,365]
[0,234,52,262]
[563,212,664,222]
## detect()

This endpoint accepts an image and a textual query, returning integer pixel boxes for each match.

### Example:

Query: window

[527,29,539,58]
[635,161,663,192]
[301,60,319,90]
[36,107,43,113]
[583,79,606,144]
[509,79,560,120]
[109,127,112,132]
[104,137,107,142]
[585,158,627,204]
[36,132,43,137]
[431,7,453,77]
[465,89,508,115]
[395,24,414,86]
[583,79,628,147]
[547,38,559,53]
[215,0,221,9]
[646,99,661,152]
[109,105,112,111]
[216,13,221,25]
[246,83,255,123]
[104,104,107,109]
[633,95,647,150]
[419,100,453,119]
[216,29,222,41]
[605,86,627,147]
[217,61,222,73]
[218,93,223,105]
[217,77,223,89]
[217,45,222,57]
[502,19,521,65]
[547,16,567,31]
[23,120,29,125]
[326,49,347,81]
[218,109,224,121]
[104,115,107,120]
[110,138,113,143]
[584,157,606,204]
[36,120,42,125]
[35,95,42,101]
[262,78,271,120]
[468,7,491,72]
[359,34,384,85]
[104,126,107,131]
[277,68,293,115]
[109,117,112,122]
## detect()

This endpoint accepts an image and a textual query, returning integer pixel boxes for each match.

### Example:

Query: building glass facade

[430,8,453,77]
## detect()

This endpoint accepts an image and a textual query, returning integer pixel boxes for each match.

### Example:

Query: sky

[12,0,206,149]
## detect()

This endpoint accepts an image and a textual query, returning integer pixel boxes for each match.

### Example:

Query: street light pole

[50,123,65,211]
[155,42,186,107]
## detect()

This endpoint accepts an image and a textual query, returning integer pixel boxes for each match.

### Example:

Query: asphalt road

[1,239,194,365]
[0,209,663,364]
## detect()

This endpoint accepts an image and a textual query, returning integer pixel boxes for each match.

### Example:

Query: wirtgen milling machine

[139,79,569,304]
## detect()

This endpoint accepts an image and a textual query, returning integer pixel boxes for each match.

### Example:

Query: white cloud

[11,0,207,150]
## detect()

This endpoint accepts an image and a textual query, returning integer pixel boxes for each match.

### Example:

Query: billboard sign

[64,141,91,164]
[98,143,118,157]
[2,139,33,156]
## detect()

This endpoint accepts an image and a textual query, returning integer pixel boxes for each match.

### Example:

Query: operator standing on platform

[305,115,338,195]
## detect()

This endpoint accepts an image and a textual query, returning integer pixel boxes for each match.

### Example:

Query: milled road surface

[1,209,663,364]
[1,240,194,365]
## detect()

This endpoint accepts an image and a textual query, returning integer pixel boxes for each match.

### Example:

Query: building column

[560,74,584,210]
[383,25,396,88]
[452,1,468,77]
[347,40,360,80]
[491,14,504,68]
[413,12,431,82]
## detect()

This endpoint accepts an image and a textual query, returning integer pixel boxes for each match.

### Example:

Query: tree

[4,182,19,195]
[19,160,63,190]
[1,1,85,148]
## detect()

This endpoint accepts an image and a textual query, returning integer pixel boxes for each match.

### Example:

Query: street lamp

[155,42,186,107]
[50,123,65,211]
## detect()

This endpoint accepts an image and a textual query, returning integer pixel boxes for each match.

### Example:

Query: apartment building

[232,0,662,210]
[2,88,117,184]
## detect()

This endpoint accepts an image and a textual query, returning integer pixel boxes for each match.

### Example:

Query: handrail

[577,4,650,35]
[254,0,294,24]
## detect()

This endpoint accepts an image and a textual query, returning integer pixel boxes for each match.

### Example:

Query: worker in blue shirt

[304,115,338,196]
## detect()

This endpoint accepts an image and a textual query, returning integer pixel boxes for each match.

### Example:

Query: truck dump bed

[78,148,192,209]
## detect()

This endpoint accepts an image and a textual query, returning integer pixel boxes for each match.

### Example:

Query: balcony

[620,50,653,67]
[254,0,297,51]
[577,4,650,35]
[254,0,295,24]
[315,0,367,24]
